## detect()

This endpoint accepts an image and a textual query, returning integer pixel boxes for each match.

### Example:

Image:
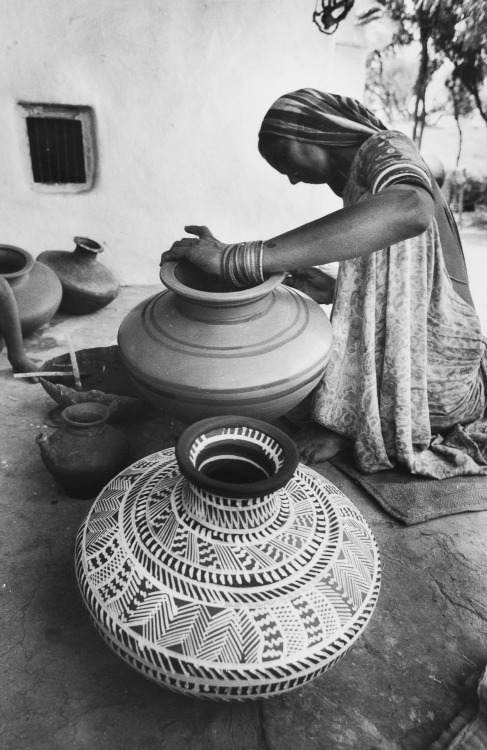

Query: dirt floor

[1,218,487,749]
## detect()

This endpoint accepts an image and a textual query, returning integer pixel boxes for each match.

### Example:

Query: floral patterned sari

[313,131,487,478]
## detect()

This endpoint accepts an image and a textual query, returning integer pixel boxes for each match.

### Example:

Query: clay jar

[36,402,131,499]
[76,416,381,700]
[37,236,120,314]
[118,260,333,423]
[0,244,62,335]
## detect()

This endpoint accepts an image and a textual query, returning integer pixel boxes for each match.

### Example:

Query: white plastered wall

[0,0,367,284]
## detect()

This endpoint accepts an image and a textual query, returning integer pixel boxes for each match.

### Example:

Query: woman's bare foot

[294,423,352,464]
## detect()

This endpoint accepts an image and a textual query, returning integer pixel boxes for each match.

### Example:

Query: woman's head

[259,89,387,149]
[258,89,387,190]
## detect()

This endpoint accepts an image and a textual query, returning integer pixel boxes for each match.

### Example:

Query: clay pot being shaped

[37,236,120,314]
[76,416,381,700]
[118,261,333,423]
[36,402,131,499]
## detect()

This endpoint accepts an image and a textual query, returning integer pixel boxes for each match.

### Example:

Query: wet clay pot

[76,416,381,700]
[0,244,62,336]
[117,260,333,423]
[36,402,131,499]
[37,236,120,314]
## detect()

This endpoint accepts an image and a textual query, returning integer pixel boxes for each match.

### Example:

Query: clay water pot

[75,416,381,700]
[37,236,120,314]
[118,260,333,423]
[36,402,130,499]
[0,244,62,335]
[0,245,62,372]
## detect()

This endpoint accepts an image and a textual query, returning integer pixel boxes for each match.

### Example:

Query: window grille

[18,103,96,192]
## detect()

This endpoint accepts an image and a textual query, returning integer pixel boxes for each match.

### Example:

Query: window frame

[18,102,96,193]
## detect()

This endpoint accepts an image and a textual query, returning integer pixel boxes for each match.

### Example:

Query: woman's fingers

[185,225,215,240]
[160,225,226,276]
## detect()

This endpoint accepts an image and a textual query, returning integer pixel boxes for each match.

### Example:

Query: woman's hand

[160,225,227,276]
[284,267,336,305]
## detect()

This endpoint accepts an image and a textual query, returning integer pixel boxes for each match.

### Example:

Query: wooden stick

[66,334,82,390]
[13,371,75,378]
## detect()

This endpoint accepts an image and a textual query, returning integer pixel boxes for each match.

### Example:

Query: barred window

[19,103,96,192]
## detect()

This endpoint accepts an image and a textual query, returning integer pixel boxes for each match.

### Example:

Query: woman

[161,89,487,479]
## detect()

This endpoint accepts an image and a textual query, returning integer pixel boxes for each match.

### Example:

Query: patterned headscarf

[258,88,388,148]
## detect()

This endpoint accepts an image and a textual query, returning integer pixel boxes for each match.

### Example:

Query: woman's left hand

[160,225,227,276]
[284,267,336,305]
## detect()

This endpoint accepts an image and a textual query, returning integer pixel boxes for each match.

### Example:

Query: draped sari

[260,89,487,478]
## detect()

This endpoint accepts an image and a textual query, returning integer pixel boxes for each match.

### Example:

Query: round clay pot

[117,260,333,422]
[75,416,381,700]
[0,244,62,335]
[36,402,131,499]
[37,236,120,314]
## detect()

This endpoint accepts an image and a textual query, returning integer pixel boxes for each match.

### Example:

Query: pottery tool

[13,370,75,379]
[66,334,82,390]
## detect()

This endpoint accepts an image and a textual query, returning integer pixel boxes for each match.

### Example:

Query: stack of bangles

[221,240,265,289]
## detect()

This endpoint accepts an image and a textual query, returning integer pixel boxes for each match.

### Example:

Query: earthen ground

[1,217,487,750]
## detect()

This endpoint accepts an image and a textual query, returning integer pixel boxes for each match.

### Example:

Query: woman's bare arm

[161,184,434,276]
[262,184,434,272]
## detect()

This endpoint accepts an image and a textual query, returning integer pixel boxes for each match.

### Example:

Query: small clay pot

[36,402,130,499]
[38,237,120,314]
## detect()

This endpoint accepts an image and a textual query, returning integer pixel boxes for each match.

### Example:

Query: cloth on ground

[330,450,487,525]
[430,668,487,750]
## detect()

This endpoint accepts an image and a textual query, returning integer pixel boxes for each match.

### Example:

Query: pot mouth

[175,416,299,498]
[61,402,110,427]
[74,236,103,254]
[0,245,35,278]
[160,260,285,303]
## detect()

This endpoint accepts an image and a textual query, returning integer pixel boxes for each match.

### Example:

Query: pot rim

[0,245,35,279]
[61,402,111,427]
[73,236,103,254]
[175,415,299,498]
[160,260,286,304]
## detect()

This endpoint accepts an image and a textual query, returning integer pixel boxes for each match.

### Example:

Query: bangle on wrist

[220,240,266,289]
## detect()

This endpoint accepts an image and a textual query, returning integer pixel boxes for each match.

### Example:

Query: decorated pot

[0,244,62,335]
[76,416,381,700]
[36,402,131,499]
[117,260,333,423]
[38,236,120,314]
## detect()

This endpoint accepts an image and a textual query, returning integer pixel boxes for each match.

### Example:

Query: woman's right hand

[160,225,227,277]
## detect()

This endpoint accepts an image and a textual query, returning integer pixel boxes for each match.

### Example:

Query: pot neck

[65,421,107,437]
[174,416,299,534]
[73,237,103,262]
[61,403,110,436]
[181,481,285,533]
[161,260,285,321]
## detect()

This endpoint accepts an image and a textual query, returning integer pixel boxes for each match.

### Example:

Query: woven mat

[330,450,487,525]
[430,668,487,750]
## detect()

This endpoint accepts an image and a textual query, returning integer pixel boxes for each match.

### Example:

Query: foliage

[364,1,487,148]
[427,0,487,123]
[365,48,417,124]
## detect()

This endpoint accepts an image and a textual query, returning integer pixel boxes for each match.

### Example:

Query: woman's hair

[257,132,281,159]
[258,88,387,150]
